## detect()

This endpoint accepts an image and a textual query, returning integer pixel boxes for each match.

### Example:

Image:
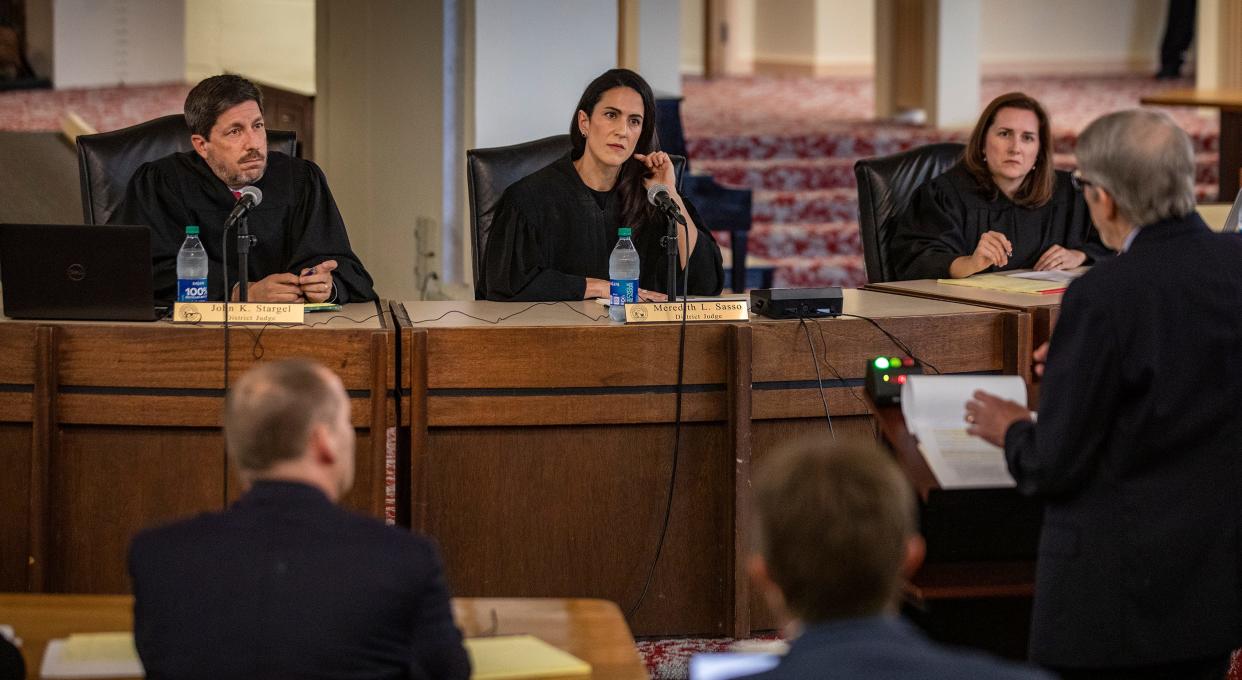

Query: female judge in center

[482,69,724,301]
[889,92,1109,281]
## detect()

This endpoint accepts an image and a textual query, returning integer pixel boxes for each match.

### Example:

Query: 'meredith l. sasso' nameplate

[623,299,749,323]
[172,302,305,324]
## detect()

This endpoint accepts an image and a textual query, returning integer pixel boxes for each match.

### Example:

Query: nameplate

[172,302,305,324]
[624,300,749,323]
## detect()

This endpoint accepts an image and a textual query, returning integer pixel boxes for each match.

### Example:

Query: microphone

[224,185,263,227]
[646,183,686,225]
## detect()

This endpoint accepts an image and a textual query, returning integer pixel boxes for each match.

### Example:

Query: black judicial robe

[483,155,724,301]
[111,151,376,303]
[889,163,1109,281]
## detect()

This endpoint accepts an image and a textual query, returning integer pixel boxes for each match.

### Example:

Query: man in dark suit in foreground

[129,359,470,680]
[741,439,1050,680]
[967,109,1242,679]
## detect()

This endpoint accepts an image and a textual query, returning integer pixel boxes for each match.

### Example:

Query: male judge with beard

[111,74,375,304]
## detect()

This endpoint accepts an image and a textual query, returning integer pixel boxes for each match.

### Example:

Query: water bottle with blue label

[176,225,209,302]
[609,227,639,322]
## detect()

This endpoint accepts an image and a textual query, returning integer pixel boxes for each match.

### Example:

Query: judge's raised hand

[1034,244,1086,271]
[964,390,1033,447]
[633,152,676,191]
[236,273,304,303]
[299,260,339,303]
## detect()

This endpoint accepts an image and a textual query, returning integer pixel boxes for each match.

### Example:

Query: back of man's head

[224,359,348,479]
[753,438,916,623]
[1074,109,1196,228]
[184,74,264,139]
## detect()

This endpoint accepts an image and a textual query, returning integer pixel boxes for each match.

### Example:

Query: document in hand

[900,375,1028,489]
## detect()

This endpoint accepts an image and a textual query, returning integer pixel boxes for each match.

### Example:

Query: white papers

[1005,270,1082,283]
[900,375,1028,489]
[40,633,143,679]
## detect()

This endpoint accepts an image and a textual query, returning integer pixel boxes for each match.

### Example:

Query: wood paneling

[48,427,225,594]
[0,313,397,593]
[0,425,33,591]
[424,423,731,636]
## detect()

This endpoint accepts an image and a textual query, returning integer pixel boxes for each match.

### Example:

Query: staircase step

[743,222,863,259]
[752,189,857,224]
[687,127,1217,162]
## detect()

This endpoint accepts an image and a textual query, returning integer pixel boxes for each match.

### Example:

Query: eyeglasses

[1070,170,1097,192]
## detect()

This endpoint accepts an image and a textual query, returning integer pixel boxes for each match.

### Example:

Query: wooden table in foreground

[1140,88,1242,201]
[0,594,647,680]
[394,292,1029,637]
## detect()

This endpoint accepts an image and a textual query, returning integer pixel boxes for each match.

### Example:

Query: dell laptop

[0,223,163,321]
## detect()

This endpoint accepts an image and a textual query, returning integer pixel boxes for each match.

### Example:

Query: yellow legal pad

[936,273,1067,295]
[465,635,591,680]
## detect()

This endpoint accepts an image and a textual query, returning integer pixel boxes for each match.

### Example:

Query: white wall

[52,0,185,88]
[680,0,703,75]
[639,0,682,96]
[979,0,1163,73]
[813,0,872,73]
[687,0,1165,75]
[753,0,816,63]
[472,0,616,148]
[316,0,447,300]
[185,0,315,94]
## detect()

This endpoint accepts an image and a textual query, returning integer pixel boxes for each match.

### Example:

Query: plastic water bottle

[176,225,209,302]
[609,227,640,322]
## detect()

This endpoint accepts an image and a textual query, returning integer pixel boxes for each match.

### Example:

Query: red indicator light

[903,358,915,367]
[896,375,907,384]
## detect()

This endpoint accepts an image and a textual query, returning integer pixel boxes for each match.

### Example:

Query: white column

[924,0,980,129]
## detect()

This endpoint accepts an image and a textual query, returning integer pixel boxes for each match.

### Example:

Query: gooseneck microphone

[224,185,263,228]
[646,183,686,226]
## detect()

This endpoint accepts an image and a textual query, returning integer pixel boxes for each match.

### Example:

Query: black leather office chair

[854,142,964,283]
[656,97,753,293]
[466,134,685,300]
[77,113,299,225]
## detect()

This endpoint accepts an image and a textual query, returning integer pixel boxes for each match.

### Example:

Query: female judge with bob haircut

[890,92,1109,281]
[483,69,724,302]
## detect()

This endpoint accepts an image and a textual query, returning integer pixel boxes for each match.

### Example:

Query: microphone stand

[663,213,678,301]
[236,216,253,302]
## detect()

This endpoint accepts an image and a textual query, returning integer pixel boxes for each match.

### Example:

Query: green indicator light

[874,357,890,370]
[890,356,902,366]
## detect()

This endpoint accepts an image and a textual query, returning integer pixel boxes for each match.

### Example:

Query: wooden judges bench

[3,290,1048,641]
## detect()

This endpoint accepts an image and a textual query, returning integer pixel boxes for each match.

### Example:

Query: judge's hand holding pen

[950,231,1013,278]
[299,260,338,303]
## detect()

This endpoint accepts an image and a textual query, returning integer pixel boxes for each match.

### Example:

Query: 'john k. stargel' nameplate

[623,299,749,323]
[172,302,305,324]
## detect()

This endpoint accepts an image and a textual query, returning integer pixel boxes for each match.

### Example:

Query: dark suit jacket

[1005,213,1242,668]
[129,481,470,680]
[740,616,1051,680]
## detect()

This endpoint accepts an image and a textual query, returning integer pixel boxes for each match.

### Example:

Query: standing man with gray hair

[129,360,470,680]
[966,109,1242,679]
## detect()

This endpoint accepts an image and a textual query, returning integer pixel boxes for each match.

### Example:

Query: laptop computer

[0,223,163,321]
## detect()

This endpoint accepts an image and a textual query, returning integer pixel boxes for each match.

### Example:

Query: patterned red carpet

[680,73,1220,289]
[637,637,1242,680]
